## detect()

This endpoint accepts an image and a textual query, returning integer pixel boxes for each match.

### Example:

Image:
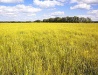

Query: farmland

[0,23,98,75]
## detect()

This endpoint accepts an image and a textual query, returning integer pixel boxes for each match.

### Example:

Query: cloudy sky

[0,0,98,21]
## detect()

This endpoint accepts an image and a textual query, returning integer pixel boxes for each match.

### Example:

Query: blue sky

[0,0,98,21]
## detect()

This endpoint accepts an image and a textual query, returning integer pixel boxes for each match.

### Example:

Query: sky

[0,0,98,21]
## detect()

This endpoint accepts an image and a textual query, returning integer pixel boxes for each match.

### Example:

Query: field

[0,23,98,75]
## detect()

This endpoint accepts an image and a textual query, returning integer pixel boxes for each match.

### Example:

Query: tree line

[1,16,98,23]
[34,16,92,23]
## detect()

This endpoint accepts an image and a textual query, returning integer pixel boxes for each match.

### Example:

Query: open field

[0,23,98,75]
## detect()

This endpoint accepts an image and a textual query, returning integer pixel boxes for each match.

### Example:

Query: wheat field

[0,23,98,75]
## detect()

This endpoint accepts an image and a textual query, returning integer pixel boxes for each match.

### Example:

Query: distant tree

[36,16,92,23]
[86,17,92,23]
[49,18,55,22]
[25,21,32,23]
[73,16,79,23]
[65,16,69,22]
[79,17,86,23]
[43,19,49,22]
[54,17,62,22]
[62,17,67,22]
[43,19,47,22]
[79,17,84,23]
[34,20,41,22]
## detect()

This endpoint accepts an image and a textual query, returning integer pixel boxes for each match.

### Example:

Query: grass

[0,23,98,75]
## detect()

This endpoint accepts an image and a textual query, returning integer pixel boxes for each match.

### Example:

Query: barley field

[0,23,98,75]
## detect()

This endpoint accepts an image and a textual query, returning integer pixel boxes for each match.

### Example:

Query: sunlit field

[0,23,98,75]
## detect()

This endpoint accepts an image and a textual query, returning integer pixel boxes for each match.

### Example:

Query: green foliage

[0,23,98,75]
[42,16,92,23]
[34,20,42,22]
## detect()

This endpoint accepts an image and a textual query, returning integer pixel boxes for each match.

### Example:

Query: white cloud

[51,11,65,16]
[77,10,98,21]
[77,15,91,18]
[88,10,98,20]
[0,4,42,21]
[88,10,98,15]
[70,3,91,10]
[83,0,98,4]
[57,0,66,2]
[33,0,66,8]
[0,0,23,3]
[77,15,98,21]
[70,0,98,10]
[43,11,65,19]
[71,0,98,4]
